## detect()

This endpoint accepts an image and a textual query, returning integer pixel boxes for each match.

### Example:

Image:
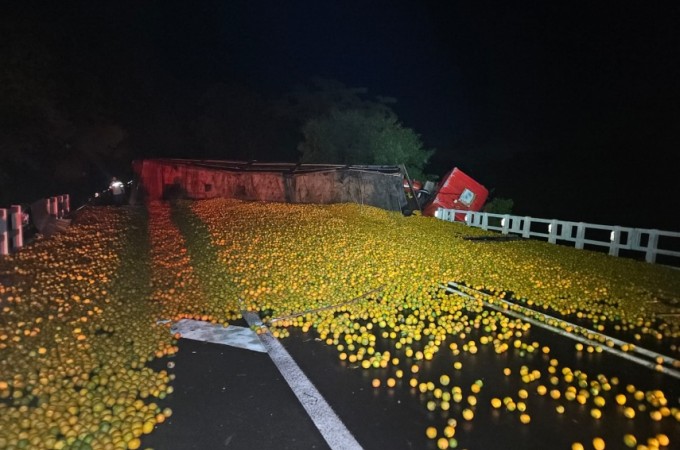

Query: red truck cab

[416,167,489,217]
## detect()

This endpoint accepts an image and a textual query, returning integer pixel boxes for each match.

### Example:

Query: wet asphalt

[142,336,328,450]
[142,319,680,450]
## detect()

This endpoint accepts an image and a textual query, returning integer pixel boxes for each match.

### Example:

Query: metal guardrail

[0,194,70,256]
[435,209,680,264]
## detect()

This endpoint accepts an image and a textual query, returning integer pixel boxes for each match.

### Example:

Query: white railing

[0,206,23,256]
[435,209,680,264]
[1,194,70,256]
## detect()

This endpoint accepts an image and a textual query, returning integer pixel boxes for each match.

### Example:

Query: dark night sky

[2,1,679,229]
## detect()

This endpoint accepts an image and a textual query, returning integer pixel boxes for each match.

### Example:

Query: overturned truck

[132,159,409,212]
[132,159,489,216]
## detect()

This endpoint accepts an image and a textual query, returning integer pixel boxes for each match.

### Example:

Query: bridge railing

[434,209,680,264]
[1,194,70,256]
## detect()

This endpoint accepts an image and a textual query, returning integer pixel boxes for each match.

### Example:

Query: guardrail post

[440,208,454,222]
[548,219,558,244]
[57,195,64,218]
[510,216,519,233]
[630,229,641,250]
[465,212,472,226]
[575,223,585,249]
[481,213,488,230]
[57,194,70,217]
[646,230,659,263]
[609,226,621,256]
[562,223,572,240]
[64,194,70,214]
[522,216,531,238]
[49,197,58,217]
[501,214,510,235]
[10,205,23,251]
[0,208,8,255]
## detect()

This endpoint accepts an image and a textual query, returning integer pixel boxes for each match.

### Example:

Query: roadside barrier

[435,208,680,264]
[0,194,70,255]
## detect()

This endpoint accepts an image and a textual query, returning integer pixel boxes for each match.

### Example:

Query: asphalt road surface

[142,317,680,450]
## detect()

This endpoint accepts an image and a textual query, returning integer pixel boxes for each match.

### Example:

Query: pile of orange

[1,198,678,449]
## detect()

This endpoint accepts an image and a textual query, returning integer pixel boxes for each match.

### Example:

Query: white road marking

[242,311,363,450]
